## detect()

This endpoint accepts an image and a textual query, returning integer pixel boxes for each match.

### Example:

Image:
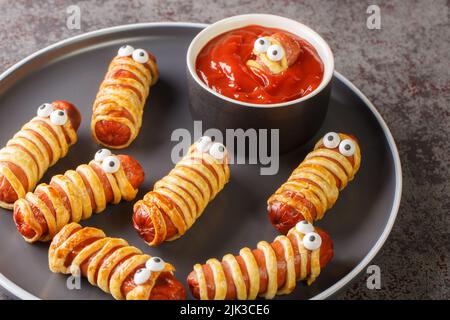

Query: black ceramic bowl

[187,14,335,153]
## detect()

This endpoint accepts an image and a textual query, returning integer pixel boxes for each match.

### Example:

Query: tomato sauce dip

[195,25,324,104]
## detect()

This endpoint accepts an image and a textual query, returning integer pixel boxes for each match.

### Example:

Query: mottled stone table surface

[0,0,448,300]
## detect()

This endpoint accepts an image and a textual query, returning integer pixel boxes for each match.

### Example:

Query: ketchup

[196,25,324,104]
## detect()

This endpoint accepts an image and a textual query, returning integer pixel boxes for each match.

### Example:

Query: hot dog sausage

[132,136,230,246]
[0,101,80,209]
[49,223,186,300]
[13,150,144,243]
[271,32,301,66]
[247,31,302,75]
[54,100,81,131]
[268,132,361,234]
[187,224,333,300]
[91,46,158,149]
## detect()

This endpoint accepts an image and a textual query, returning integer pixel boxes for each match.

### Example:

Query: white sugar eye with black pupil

[295,220,314,234]
[134,268,151,285]
[209,142,226,161]
[37,103,54,118]
[118,45,134,57]
[101,156,120,174]
[339,139,356,157]
[95,149,112,163]
[145,257,165,272]
[254,37,270,53]
[132,49,149,64]
[302,232,322,251]
[266,44,284,61]
[50,109,68,126]
[196,136,213,153]
[323,132,340,149]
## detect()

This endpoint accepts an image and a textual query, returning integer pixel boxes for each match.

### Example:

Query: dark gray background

[0,0,448,299]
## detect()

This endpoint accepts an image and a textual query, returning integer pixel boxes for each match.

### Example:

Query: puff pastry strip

[13,151,144,242]
[268,133,361,233]
[91,45,159,149]
[247,32,301,75]
[133,137,230,246]
[49,223,185,300]
[0,101,80,209]
[187,225,333,300]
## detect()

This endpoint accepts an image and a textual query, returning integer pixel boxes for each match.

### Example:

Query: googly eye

[196,136,213,153]
[50,109,68,126]
[323,132,341,149]
[94,149,112,163]
[295,220,314,234]
[339,139,356,157]
[145,257,165,272]
[132,49,149,64]
[266,44,284,61]
[208,142,226,161]
[37,103,54,118]
[302,232,322,251]
[118,45,134,57]
[134,268,151,285]
[101,155,120,174]
[254,37,270,53]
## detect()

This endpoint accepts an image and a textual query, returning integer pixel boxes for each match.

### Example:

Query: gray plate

[0,23,401,300]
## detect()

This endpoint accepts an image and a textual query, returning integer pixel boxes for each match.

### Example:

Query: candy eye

[50,110,68,126]
[339,139,356,157]
[101,156,120,173]
[145,257,165,272]
[37,103,54,118]
[295,220,314,234]
[94,149,112,163]
[254,37,270,53]
[208,142,226,161]
[196,136,213,153]
[134,268,151,285]
[302,232,322,251]
[266,44,284,61]
[118,45,134,57]
[323,132,341,149]
[132,49,149,64]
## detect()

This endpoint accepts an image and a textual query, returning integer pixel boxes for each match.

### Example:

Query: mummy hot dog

[268,132,361,234]
[0,101,80,210]
[247,32,301,75]
[49,223,186,300]
[13,149,144,243]
[91,45,159,149]
[187,221,333,300]
[133,136,230,246]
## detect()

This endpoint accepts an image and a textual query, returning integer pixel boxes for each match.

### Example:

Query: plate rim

[0,21,402,300]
